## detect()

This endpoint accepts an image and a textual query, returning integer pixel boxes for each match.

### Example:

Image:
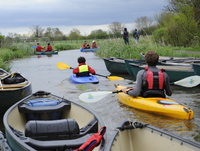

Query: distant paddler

[36,43,45,52]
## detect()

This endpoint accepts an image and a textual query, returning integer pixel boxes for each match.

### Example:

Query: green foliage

[152,28,167,44]
[95,37,200,59]
[54,44,74,51]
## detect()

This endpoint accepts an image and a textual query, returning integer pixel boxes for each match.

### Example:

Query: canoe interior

[0,69,10,79]
[107,119,200,151]
[192,63,200,76]
[5,93,104,151]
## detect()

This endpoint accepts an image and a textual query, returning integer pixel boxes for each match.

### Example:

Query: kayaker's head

[48,43,50,45]
[92,40,95,43]
[37,43,39,46]
[78,56,86,64]
[84,41,87,44]
[145,51,159,66]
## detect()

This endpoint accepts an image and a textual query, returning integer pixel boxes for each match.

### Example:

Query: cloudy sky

[0,0,167,36]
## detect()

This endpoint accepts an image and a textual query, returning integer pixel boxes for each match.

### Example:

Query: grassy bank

[0,43,81,72]
[96,36,200,59]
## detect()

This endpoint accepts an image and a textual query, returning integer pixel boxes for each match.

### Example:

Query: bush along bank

[95,37,200,59]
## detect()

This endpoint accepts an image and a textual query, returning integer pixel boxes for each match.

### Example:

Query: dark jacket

[133,31,139,38]
[123,31,129,39]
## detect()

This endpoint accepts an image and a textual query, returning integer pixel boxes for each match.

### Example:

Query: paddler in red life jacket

[36,43,45,52]
[44,43,52,52]
[121,51,172,98]
[82,41,88,49]
[73,56,96,77]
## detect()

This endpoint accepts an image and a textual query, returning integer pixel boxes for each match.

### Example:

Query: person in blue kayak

[133,29,139,44]
[73,56,96,77]
[121,51,172,98]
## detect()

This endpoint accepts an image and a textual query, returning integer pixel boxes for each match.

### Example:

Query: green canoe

[0,72,32,114]
[140,53,197,60]
[192,63,200,76]
[129,63,195,82]
[34,50,58,55]
[102,57,128,74]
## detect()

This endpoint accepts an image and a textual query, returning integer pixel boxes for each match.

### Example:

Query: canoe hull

[116,85,193,119]
[3,91,106,151]
[70,74,99,84]
[105,118,200,151]
[34,51,58,55]
[129,63,195,82]
[192,63,200,76]
[102,57,128,74]
[0,73,32,114]
[80,48,98,52]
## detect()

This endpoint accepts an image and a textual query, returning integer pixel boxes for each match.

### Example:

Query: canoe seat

[18,98,71,121]
[23,118,98,141]
[24,133,93,150]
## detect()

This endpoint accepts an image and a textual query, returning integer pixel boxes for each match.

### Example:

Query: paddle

[170,75,200,88]
[11,71,17,78]
[57,62,124,81]
[32,46,37,49]
[41,51,45,55]
[79,90,122,103]
[79,75,200,103]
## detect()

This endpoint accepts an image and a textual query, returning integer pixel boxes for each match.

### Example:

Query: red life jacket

[142,67,165,98]
[74,126,106,151]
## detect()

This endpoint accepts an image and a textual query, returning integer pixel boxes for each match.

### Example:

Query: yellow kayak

[116,85,194,120]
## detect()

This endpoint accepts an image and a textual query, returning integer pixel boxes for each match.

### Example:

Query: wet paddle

[79,90,122,103]
[57,62,124,81]
[32,46,37,48]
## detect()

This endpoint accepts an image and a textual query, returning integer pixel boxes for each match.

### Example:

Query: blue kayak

[70,74,99,84]
[80,48,98,52]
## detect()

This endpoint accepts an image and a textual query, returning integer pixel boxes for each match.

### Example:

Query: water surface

[1,49,200,144]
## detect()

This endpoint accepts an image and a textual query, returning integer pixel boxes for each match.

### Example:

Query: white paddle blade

[174,76,200,87]
[79,91,112,103]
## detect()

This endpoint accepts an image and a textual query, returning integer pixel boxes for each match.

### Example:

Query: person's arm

[73,67,79,74]
[164,73,172,96]
[91,43,93,48]
[126,70,144,96]
[41,46,45,49]
[88,66,96,74]
[133,32,135,37]
[82,44,85,48]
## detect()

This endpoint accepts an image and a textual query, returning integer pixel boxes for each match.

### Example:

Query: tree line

[0,0,199,48]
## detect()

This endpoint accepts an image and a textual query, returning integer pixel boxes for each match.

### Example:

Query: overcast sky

[0,0,167,36]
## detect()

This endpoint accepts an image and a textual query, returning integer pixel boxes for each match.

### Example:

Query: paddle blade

[79,91,112,103]
[11,71,17,78]
[174,76,200,87]
[57,62,70,70]
[106,76,124,81]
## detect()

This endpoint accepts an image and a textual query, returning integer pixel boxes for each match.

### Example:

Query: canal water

[1,49,200,144]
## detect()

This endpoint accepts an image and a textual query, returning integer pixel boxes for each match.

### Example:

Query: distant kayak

[80,48,98,52]
[70,74,99,84]
[34,50,58,55]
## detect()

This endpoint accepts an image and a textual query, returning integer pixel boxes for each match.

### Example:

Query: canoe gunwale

[105,118,200,151]
[3,92,106,151]
[129,63,194,72]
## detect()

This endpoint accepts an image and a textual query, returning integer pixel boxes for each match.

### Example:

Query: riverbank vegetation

[96,37,200,59]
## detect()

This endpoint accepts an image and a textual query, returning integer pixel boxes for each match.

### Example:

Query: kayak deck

[70,74,99,84]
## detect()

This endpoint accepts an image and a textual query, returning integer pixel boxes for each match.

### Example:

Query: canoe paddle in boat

[57,62,124,81]
[11,71,17,78]
[79,90,122,103]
